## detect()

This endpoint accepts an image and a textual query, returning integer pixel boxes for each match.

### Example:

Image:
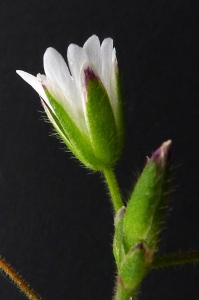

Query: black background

[0,0,199,299]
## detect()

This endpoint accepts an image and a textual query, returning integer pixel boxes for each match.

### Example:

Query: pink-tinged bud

[148,140,171,169]
[123,141,171,255]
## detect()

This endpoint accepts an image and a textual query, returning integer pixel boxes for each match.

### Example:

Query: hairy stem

[0,258,41,300]
[152,251,199,269]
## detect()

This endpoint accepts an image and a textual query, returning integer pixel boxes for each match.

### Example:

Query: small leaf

[113,207,126,268]
[120,242,149,290]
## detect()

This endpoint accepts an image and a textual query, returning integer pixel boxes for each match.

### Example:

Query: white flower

[16,35,124,170]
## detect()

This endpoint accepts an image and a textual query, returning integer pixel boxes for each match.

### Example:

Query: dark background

[0,0,199,299]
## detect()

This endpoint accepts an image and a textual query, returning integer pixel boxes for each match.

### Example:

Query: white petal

[40,73,88,132]
[101,38,113,96]
[43,47,73,98]
[109,48,119,122]
[112,47,118,65]
[44,47,82,112]
[67,44,88,89]
[16,70,49,103]
[67,44,90,119]
[83,35,101,77]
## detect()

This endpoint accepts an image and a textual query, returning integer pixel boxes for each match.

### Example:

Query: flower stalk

[103,168,124,213]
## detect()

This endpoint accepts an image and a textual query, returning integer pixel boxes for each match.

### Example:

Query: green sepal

[86,72,120,167]
[119,242,149,290]
[43,90,107,170]
[115,71,125,153]
[123,141,171,254]
[113,207,126,268]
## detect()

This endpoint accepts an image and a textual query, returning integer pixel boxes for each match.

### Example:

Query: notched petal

[16,70,48,103]
[44,47,73,95]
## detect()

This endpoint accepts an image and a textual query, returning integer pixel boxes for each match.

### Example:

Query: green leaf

[120,242,149,290]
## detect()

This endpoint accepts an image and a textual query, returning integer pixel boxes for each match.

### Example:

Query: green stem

[152,251,199,269]
[103,168,124,213]
[114,275,138,300]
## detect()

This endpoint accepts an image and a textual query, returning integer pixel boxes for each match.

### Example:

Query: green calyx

[42,71,125,171]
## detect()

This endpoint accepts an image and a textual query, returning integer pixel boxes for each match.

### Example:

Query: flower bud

[113,141,171,296]
[123,140,171,254]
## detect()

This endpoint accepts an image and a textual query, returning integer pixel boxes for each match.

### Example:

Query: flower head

[17,35,124,170]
